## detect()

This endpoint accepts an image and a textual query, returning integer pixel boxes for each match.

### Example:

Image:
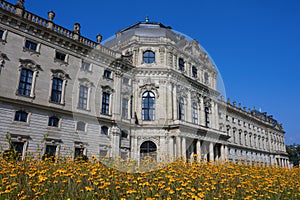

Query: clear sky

[7,0,300,144]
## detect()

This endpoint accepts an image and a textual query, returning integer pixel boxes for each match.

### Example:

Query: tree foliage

[286,144,300,166]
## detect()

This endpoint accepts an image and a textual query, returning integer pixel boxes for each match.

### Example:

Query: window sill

[54,59,68,66]
[103,76,113,81]
[49,100,65,106]
[16,93,35,99]
[77,107,91,112]
[23,47,40,56]
[12,121,30,126]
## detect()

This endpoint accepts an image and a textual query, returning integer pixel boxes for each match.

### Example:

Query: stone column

[110,126,120,158]
[173,84,177,120]
[209,142,214,162]
[182,137,186,161]
[168,136,174,161]
[176,136,181,158]
[200,97,205,126]
[196,140,201,162]
[112,72,122,120]
[214,102,219,130]
[30,71,38,98]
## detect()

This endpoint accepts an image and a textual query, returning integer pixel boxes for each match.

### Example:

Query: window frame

[14,110,28,122]
[18,68,33,97]
[143,50,155,64]
[24,39,39,53]
[50,77,63,104]
[142,91,155,121]
[54,50,68,64]
[178,97,185,120]
[48,116,60,127]
[103,69,112,79]
[78,85,88,110]
[101,92,110,115]
[76,121,86,132]
[192,102,198,124]
[121,98,129,119]
[81,61,91,72]
[178,58,185,71]
[101,126,109,135]
[192,66,198,78]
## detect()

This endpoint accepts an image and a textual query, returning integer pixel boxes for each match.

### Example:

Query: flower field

[0,156,299,200]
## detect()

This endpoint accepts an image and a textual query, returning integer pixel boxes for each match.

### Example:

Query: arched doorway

[140,141,157,161]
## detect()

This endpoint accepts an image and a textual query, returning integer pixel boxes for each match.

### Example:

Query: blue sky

[9,0,300,144]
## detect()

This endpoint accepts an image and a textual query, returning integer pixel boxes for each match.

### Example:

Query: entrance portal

[140,141,157,161]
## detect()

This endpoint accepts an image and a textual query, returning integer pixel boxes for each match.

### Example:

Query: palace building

[0,0,290,167]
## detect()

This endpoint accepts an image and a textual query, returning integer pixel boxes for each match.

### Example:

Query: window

[192,66,197,78]
[55,51,68,63]
[142,91,155,121]
[103,70,112,79]
[143,50,155,63]
[10,141,24,161]
[205,107,210,128]
[76,121,86,132]
[192,102,198,124]
[74,147,84,158]
[14,110,28,122]
[50,77,63,103]
[101,126,108,135]
[18,68,33,96]
[178,58,185,71]
[178,97,184,120]
[122,98,128,119]
[81,62,91,71]
[204,72,209,84]
[0,30,3,40]
[24,40,37,51]
[102,92,110,115]
[78,85,88,110]
[48,116,59,127]
[123,77,130,85]
[43,145,57,160]
[121,130,128,138]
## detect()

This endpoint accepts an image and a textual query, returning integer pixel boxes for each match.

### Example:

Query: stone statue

[73,23,81,35]
[15,0,25,9]
[48,11,55,21]
[96,34,102,44]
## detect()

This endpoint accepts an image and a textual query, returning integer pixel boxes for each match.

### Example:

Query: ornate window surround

[49,69,70,105]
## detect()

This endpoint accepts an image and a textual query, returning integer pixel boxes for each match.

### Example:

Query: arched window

[143,50,155,63]
[178,97,185,120]
[142,91,155,121]
[140,141,157,160]
[192,102,198,124]
[14,110,28,122]
[48,116,59,127]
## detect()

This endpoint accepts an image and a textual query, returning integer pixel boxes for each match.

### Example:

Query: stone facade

[0,0,289,167]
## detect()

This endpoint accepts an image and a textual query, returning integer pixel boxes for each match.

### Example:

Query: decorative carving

[139,78,159,97]
[96,34,102,44]
[101,85,114,93]
[176,85,188,98]
[78,78,94,87]
[0,53,8,74]
[51,69,70,80]
[15,0,25,9]
[19,58,42,71]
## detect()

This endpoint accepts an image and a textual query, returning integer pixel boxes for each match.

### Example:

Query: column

[196,140,201,162]
[61,79,67,104]
[200,97,205,126]
[209,142,214,162]
[214,102,219,130]
[182,137,186,161]
[224,145,228,160]
[173,85,177,120]
[30,71,38,97]
[169,136,174,161]
[220,144,225,160]
[176,136,181,158]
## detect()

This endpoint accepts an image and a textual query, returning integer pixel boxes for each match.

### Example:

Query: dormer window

[143,50,155,64]
[178,58,184,71]
[192,66,197,78]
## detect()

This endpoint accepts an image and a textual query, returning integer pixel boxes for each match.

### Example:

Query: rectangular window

[123,77,130,85]
[11,141,24,161]
[192,66,197,78]
[122,98,128,119]
[74,147,84,159]
[78,85,88,110]
[81,62,91,71]
[43,145,57,159]
[0,30,3,40]
[103,70,111,79]
[192,109,198,124]
[14,111,28,122]
[55,51,66,62]
[102,92,110,115]
[50,78,63,103]
[179,58,185,71]
[24,40,37,51]
[18,68,33,96]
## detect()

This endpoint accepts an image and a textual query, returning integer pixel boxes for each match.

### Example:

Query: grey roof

[103,22,191,48]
